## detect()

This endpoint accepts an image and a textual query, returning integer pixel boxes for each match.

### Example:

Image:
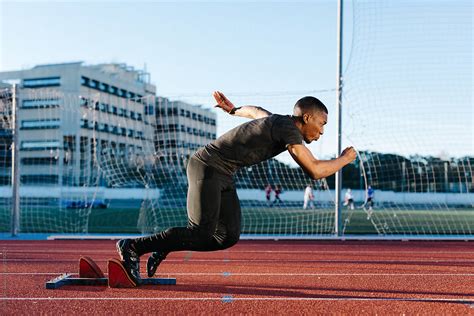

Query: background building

[0,62,156,187]
[154,96,216,167]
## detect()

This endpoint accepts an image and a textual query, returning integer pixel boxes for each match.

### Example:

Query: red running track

[0,240,473,315]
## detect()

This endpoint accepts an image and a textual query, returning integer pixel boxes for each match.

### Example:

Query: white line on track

[1,248,474,255]
[0,297,472,303]
[2,258,473,263]
[2,272,474,276]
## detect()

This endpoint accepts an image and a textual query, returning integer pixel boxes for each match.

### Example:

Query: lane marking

[2,258,473,264]
[0,297,472,303]
[2,272,474,276]
[1,248,474,255]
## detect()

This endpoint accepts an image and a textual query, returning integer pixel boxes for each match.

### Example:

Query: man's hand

[213,91,236,114]
[340,146,357,164]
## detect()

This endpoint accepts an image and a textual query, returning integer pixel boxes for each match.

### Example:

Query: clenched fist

[341,146,357,164]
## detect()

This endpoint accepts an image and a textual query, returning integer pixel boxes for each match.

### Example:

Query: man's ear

[302,113,311,124]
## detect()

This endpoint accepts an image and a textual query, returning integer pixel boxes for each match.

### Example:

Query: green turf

[0,206,472,235]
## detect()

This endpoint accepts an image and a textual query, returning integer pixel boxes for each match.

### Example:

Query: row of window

[156,124,216,139]
[22,157,58,165]
[81,76,144,102]
[22,99,60,109]
[156,140,203,150]
[156,107,216,126]
[21,119,60,130]
[23,77,61,88]
[80,98,147,120]
[80,119,145,140]
[20,140,60,150]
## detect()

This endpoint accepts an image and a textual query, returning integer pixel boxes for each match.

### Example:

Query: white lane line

[1,272,474,276]
[0,297,472,303]
[2,258,473,263]
[1,249,474,254]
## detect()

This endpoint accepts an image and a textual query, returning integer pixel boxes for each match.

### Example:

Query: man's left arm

[213,91,272,119]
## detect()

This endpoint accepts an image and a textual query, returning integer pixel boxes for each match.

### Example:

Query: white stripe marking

[1,272,473,276]
[0,297,472,303]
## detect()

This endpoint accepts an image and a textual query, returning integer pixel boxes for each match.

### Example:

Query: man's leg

[212,187,241,249]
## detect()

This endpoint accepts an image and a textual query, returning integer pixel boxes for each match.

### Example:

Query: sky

[0,0,472,164]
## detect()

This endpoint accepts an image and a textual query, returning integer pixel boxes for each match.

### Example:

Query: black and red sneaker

[116,239,142,285]
[147,251,167,277]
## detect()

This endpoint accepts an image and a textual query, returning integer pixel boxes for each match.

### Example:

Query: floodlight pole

[335,0,344,236]
[11,84,20,237]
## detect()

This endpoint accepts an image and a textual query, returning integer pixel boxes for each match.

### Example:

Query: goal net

[340,0,473,236]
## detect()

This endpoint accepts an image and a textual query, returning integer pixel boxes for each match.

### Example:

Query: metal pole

[11,84,20,237]
[335,0,344,236]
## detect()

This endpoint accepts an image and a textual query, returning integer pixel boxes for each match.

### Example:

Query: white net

[0,88,336,235]
[341,0,473,235]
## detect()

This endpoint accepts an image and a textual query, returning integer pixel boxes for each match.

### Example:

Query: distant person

[115,91,356,285]
[265,184,273,206]
[365,185,375,219]
[273,185,282,206]
[303,184,315,210]
[343,188,354,210]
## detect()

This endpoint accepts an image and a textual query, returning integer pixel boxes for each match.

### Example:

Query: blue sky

[0,0,472,163]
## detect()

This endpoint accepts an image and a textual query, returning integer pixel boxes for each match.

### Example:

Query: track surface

[0,240,473,315]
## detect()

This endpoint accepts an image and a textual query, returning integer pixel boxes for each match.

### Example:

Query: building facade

[0,62,156,187]
[154,97,216,167]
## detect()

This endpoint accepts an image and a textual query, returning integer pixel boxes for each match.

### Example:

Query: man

[265,184,272,207]
[343,188,354,210]
[303,184,315,210]
[272,185,282,206]
[365,185,375,219]
[116,91,357,284]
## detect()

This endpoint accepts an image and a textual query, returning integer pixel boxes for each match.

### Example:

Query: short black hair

[293,96,328,116]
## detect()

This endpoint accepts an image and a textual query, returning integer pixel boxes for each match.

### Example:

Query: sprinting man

[343,188,354,210]
[303,184,315,210]
[265,184,272,206]
[116,91,357,283]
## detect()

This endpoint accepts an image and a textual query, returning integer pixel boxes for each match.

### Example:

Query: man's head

[293,96,328,144]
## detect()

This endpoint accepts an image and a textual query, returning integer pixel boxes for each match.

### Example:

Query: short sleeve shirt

[194,114,303,175]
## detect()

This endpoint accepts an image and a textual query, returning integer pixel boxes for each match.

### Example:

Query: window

[21,175,58,184]
[108,86,117,94]
[112,106,118,115]
[80,119,88,128]
[128,129,134,137]
[81,77,89,85]
[99,83,106,91]
[89,80,98,88]
[118,108,124,117]
[192,113,197,120]
[136,113,142,121]
[23,77,60,88]
[21,140,60,150]
[21,157,58,165]
[198,114,203,122]
[180,109,185,116]
[22,99,60,109]
[186,110,190,118]
[130,111,136,120]
[21,119,60,129]
[99,103,107,112]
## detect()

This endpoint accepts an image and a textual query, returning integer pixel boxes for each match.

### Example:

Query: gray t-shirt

[194,114,303,175]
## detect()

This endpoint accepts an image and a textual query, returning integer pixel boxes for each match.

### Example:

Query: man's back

[194,114,303,175]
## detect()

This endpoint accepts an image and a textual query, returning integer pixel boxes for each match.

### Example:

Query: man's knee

[219,230,240,249]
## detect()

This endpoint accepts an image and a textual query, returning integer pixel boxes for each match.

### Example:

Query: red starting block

[46,257,176,289]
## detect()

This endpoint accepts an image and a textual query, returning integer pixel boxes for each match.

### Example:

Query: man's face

[302,111,327,144]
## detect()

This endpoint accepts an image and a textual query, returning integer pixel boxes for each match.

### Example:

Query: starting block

[46,256,176,289]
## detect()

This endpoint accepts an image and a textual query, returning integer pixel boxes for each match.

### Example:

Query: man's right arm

[213,91,272,119]
[288,144,356,180]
